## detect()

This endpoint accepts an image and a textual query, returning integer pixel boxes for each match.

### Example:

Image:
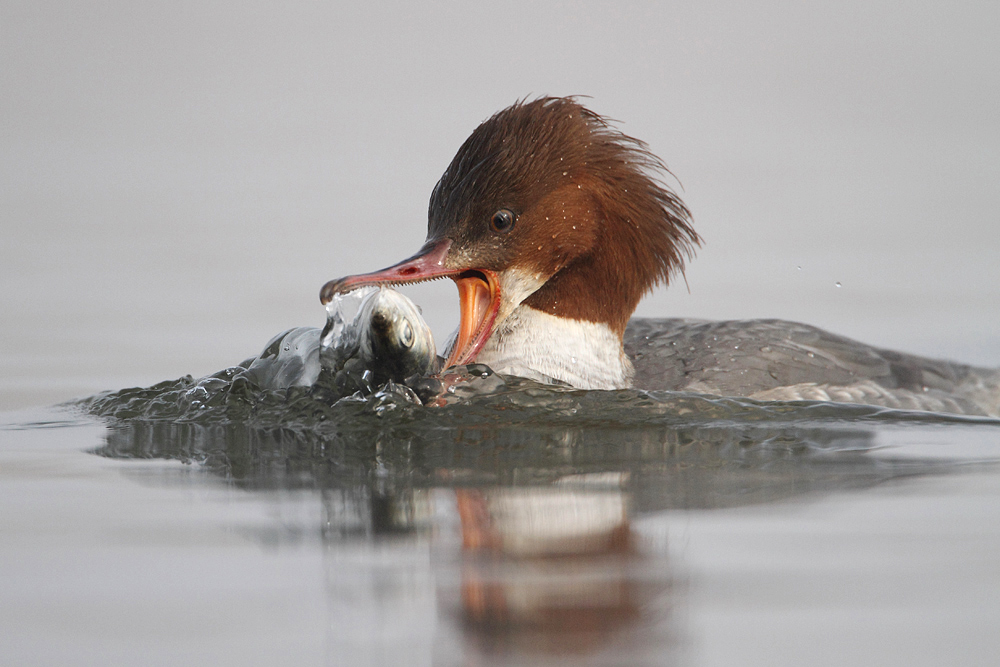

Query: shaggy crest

[428,97,700,332]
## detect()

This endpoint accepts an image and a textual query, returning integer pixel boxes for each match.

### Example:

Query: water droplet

[571,356,577,364]
[835,282,842,288]
[807,352,815,358]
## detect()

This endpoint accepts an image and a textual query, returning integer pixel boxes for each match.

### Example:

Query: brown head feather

[428,97,700,336]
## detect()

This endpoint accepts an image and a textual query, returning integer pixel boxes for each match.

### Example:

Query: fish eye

[399,321,414,348]
[490,208,516,233]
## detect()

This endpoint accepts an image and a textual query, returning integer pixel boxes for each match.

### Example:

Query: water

[3,373,999,665]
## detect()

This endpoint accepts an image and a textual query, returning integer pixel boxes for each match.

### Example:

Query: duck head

[320,97,699,377]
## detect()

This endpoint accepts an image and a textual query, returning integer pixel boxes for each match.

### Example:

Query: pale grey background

[3,1,998,409]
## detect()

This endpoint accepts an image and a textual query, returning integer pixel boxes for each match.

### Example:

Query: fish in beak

[320,238,502,370]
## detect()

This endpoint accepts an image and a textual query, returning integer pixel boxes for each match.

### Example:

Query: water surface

[3,375,998,666]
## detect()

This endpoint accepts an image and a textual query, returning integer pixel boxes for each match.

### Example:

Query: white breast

[474,305,634,390]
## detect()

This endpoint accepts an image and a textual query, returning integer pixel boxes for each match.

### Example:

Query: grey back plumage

[625,318,1000,417]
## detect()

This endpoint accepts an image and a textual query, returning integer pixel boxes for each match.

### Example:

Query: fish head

[358,287,438,383]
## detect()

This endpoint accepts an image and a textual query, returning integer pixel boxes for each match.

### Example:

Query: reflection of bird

[454,476,660,655]
[455,482,631,557]
[321,97,999,415]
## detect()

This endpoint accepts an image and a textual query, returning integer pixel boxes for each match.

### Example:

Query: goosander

[321,97,1000,417]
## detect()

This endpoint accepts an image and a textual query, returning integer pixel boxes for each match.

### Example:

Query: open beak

[319,238,501,369]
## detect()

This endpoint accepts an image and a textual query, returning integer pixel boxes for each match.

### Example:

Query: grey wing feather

[624,318,1000,417]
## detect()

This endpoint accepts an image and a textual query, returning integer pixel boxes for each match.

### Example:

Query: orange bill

[446,271,501,368]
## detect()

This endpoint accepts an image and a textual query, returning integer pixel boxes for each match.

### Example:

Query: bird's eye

[490,208,516,233]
